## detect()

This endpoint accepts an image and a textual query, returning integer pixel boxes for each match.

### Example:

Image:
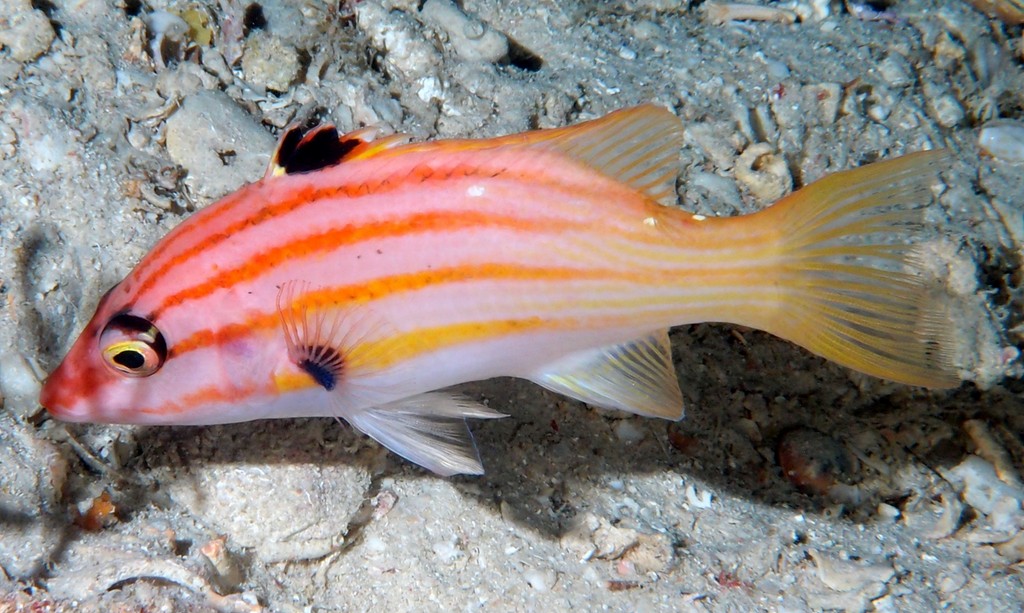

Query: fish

[39,105,959,476]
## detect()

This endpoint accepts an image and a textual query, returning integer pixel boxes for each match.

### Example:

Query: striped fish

[40,105,958,475]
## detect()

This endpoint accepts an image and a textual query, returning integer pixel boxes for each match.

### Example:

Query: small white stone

[363,535,387,553]
[421,0,508,63]
[242,32,301,93]
[685,170,743,211]
[806,83,841,125]
[928,93,965,128]
[734,143,792,201]
[948,455,1024,515]
[988,496,1023,534]
[876,502,901,521]
[809,550,894,592]
[0,5,55,63]
[867,101,891,122]
[432,538,463,565]
[162,425,370,564]
[614,420,644,443]
[761,57,791,80]
[0,353,41,414]
[165,90,275,200]
[25,133,69,174]
[877,54,915,88]
[593,519,640,559]
[937,564,969,595]
[684,483,712,509]
[417,76,443,102]
[359,3,442,79]
[523,567,557,592]
[905,493,963,539]
[979,120,1024,163]
[788,0,831,21]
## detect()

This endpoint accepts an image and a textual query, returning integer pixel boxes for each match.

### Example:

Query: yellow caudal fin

[762,150,959,388]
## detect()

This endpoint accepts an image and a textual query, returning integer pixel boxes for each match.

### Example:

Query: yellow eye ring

[102,340,161,377]
[99,314,167,378]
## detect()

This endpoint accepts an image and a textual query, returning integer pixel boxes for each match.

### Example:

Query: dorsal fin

[520,105,685,206]
[341,131,413,162]
[266,106,684,204]
[268,124,357,177]
[266,124,410,178]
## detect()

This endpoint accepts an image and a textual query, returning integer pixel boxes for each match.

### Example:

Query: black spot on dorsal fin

[272,124,362,176]
[297,344,345,391]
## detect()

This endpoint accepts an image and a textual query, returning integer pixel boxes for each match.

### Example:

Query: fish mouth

[39,380,69,421]
[39,371,86,423]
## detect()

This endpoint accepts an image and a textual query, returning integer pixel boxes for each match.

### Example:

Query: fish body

[40,105,958,475]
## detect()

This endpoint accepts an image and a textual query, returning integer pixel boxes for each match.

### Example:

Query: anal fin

[346,393,507,476]
[530,331,684,420]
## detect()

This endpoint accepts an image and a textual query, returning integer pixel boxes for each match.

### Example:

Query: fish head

[40,285,177,424]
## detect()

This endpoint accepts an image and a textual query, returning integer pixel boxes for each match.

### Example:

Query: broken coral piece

[964,0,1024,25]
[704,2,798,25]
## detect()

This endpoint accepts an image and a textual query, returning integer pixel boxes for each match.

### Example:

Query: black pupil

[114,349,146,370]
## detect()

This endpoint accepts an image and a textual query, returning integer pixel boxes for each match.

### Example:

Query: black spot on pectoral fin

[297,344,345,391]
[277,281,355,391]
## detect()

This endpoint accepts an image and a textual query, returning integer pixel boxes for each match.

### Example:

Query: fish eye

[99,314,167,377]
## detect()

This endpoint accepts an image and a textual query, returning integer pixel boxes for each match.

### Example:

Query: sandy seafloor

[1,0,1023,610]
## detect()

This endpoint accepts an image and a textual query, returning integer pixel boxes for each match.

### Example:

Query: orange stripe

[167,259,784,359]
[128,188,251,298]
[168,263,646,358]
[150,210,583,316]
[360,316,556,370]
[131,161,516,302]
[137,382,257,416]
[130,165,421,300]
[131,182,327,301]
[129,151,686,305]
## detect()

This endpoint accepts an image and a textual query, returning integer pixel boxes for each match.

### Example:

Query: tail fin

[762,150,959,388]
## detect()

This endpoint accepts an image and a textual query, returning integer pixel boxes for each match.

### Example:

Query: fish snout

[39,363,93,423]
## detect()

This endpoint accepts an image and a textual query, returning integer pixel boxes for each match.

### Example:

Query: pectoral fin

[531,331,684,420]
[277,280,416,394]
[346,393,507,476]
